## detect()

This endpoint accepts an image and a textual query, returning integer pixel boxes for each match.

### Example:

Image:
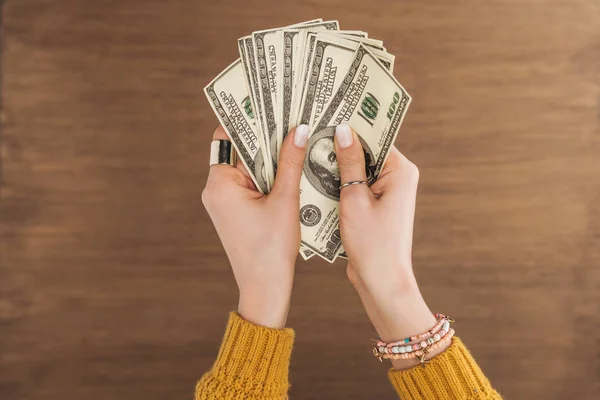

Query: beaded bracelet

[373,322,451,359]
[374,321,451,355]
[372,314,455,367]
[382,328,455,366]
[375,313,453,348]
[373,314,451,350]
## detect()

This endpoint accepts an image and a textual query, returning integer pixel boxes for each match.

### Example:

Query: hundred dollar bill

[319,32,393,70]
[242,37,275,186]
[319,31,386,52]
[204,59,270,194]
[238,37,273,190]
[252,28,285,177]
[337,34,383,48]
[296,34,395,128]
[297,34,358,127]
[336,30,368,38]
[273,20,328,153]
[289,31,313,127]
[252,21,340,177]
[376,52,394,72]
[291,29,362,79]
[299,244,316,260]
[239,20,332,187]
[296,37,395,260]
[292,33,376,127]
[290,32,318,127]
[289,30,352,129]
[289,18,324,26]
[287,21,328,102]
[299,45,411,262]
[280,21,339,142]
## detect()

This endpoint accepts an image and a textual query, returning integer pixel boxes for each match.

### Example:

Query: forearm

[375,287,455,371]
[357,279,502,398]
[196,313,294,400]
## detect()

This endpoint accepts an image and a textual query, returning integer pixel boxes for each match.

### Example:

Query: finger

[381,145,404,172]
[270,124,309,198]
[235,155,251,179]
[207,126,245,186]
[386,146,419,186]
[334,124,372,199]
[208,125,261,192]
[234,152,259,191]
[236,157,258,191]
[371,146,402,194]
[372,145,419,200]
[208,125,233,175]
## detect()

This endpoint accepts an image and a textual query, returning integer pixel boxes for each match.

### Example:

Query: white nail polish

[335,124,353,149]
[294,124,309,148]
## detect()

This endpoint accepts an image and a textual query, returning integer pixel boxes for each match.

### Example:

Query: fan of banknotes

[204,18,411,263]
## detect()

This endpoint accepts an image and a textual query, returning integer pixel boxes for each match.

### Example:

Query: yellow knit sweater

[196,313,502,399]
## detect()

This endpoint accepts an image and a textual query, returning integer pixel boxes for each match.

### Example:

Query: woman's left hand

[202,125,309,329]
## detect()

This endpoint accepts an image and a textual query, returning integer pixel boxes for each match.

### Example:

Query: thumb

[334,124,371,198]
[270,124,309,197]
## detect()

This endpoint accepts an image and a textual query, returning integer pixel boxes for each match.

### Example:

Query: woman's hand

[202,125,309,329]
[334,124,446,369]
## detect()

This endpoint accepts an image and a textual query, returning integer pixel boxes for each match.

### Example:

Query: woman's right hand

[333,124,448,369]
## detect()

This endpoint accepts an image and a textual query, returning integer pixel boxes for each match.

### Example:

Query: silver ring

[340,180,368,190]
[209,140,236,166]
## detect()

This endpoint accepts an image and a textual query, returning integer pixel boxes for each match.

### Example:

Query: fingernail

[335,124,353,149]
[294,124,309,148]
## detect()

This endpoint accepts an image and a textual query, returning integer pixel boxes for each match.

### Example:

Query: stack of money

[204,19,411,263]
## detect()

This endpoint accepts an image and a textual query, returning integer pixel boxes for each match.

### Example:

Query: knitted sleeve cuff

[196,312,294,399]
[388,337,502,399]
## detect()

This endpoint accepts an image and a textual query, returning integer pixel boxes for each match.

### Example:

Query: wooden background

[2,0,599,399]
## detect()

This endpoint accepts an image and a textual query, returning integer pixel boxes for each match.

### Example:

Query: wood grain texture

[1,1,599,399]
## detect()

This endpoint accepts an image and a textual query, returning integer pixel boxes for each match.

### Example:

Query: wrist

[373,289,436,343]
[363,273,436,339]
[238,286,291,329]
[351,264,436,341]
[371,286,451,371]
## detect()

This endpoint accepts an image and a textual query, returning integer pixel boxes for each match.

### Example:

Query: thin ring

[340,180,368,190]
[209,139,236,166]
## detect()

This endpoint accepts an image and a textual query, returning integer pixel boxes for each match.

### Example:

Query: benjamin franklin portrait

[304,126,377,201]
